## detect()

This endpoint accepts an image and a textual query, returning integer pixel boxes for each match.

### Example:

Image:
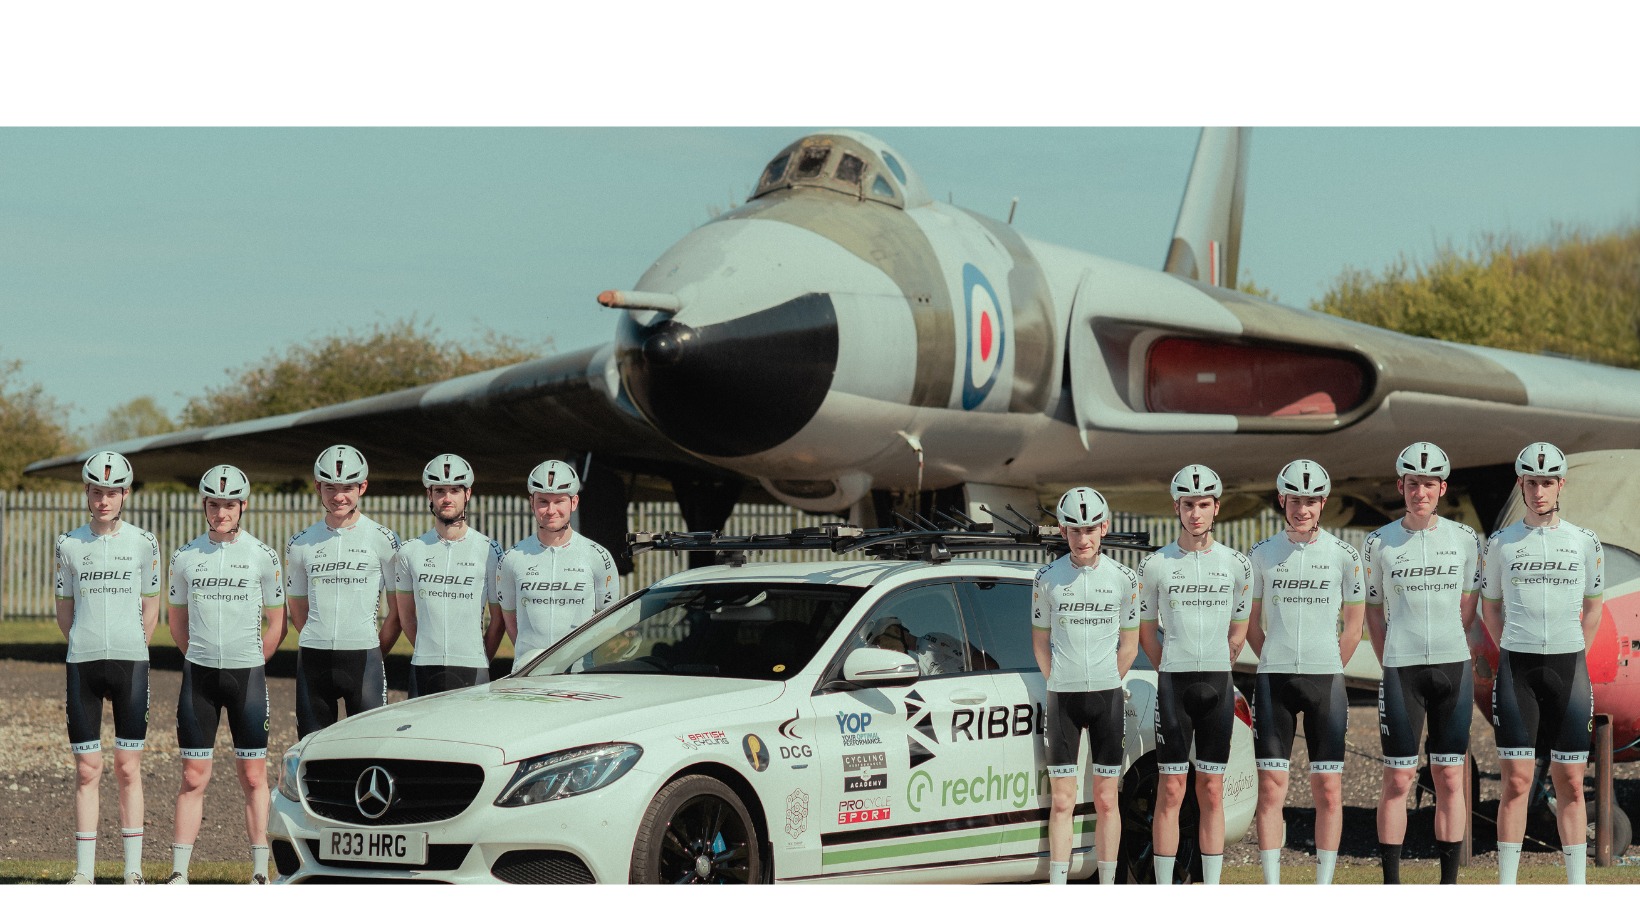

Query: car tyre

[630,775,763,884]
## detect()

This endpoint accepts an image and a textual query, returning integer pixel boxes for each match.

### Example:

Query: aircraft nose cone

[618,293,838,458]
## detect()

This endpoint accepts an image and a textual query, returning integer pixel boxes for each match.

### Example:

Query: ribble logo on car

[743,734,771,772]
[841,751,888,792]
[960,263,1006,410]
[950,703,1045,742]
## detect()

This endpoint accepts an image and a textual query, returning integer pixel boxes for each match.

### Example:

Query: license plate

[319,828,429,865]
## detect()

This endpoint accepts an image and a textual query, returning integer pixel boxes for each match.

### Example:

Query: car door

[807,580,1005,880]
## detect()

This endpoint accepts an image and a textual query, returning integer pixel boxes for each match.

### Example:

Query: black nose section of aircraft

[618,293,838,458]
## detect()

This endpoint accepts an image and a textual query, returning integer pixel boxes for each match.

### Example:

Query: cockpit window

[761,154,790,188]
[882,151,907,184]
[835,153,865,185]
[872,176,895,198]
[793,145,831,179]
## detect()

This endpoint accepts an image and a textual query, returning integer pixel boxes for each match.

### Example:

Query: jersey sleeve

[379,528,402,597]
[1462,526,1482,594]
[593,543,618,610]
[1341,543,1365,604]
[1136,553,1160,623]
[54,534,73,601]
[1120,566,1140,630]
[1480,533,1503,600]
[1249,547,1264,601]
[167,547,188,607]
[1363,532,1384,605]
[496,551,517,612]
[1585,531,1605,598]
[1231,550,1252,622]
[260,544,286,607]
[1030,567,1051,631]
[141,531,163,597]
[485,541,503,606]
[392,546,413,595]
[284,534,308,598]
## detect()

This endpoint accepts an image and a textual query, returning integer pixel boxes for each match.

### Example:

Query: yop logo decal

[960,263,1005,410]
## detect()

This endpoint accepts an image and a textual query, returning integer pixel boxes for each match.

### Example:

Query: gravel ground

[4,659,1636,876]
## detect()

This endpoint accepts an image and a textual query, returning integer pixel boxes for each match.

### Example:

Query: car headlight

[494,743,642,808]
[276,739,307,803]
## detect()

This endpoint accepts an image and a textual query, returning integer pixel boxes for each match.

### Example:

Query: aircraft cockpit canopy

[751,131,930,209]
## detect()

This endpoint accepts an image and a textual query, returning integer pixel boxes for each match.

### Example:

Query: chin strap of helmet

[430,499,469,526]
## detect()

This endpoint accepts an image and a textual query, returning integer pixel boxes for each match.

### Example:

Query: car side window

[853,582,973,677]
[956,580,1036,672]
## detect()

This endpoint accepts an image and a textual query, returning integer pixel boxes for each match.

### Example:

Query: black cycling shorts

[410,664,489,698]
[1379,660,1472,768]
[65,660,149,753]
[296,647,387,738]
[1047,689,1125,777]
[177,662,269,760]
[1155,670,1235,775]
[1253,672,1347,774]
[1492,649,1593,764]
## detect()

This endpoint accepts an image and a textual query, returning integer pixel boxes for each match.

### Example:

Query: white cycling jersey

[394,528,503,669]
[1250,529,1365,674]
[497,532,618,659]
[168,532,285,669]
[56,523,162,663]
[1138,541,1252,673]
[1481,519,1603,655]
[1364,517,1481,667]
[1031,554,1139,693]
[285,514,401,651]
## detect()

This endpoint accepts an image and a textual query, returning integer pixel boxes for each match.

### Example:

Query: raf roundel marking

[961,263,1005,410]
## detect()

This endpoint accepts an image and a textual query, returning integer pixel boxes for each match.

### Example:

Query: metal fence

[0,491,1365,619]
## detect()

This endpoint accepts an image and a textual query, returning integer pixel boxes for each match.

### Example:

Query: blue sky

[2,7,1636,436]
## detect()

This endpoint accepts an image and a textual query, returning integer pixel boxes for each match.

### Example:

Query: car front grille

[302,758,486,825]
[491,850,597,884]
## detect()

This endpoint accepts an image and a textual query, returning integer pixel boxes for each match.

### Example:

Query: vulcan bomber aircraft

[28,129,1640,551]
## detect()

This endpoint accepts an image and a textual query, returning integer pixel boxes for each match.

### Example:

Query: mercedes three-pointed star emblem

[354,765,396,819]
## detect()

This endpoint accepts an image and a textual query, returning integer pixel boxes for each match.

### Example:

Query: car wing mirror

[841,647,921,686]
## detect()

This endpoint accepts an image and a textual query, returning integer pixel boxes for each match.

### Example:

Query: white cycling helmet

[82,451,134,489]
[1054,487,1109,527]
[314,444,369,485]
[422,453,475,488]
[527,460,581,496]
[1276,459,1331,498]
[1515,441,1568,478]
[1395,441,1451,479]
[1169,464,1222,500]
[199,464,251,501]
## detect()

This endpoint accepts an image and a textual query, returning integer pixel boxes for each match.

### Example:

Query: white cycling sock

[1097,860,1118,884]
[74,832,97,878]
[1048,861,1069,885]
[1563,844,1586,885]
[1153,854,1175,884]
[171,843,194,879]
[1260,848,1282,884]
[251,844,270,879]
[1316,848,1338,885]
[1498,841,1522,885]
[1201,853,1223,884]
[121,827,143,877]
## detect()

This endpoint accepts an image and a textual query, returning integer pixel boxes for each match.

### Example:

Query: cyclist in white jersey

[1481,442,1603,885]
[1031,487,1139,885]
[498,460,617,667]
[285,445,400,737]
[55,451,161,884]
[1362,442,1480,885]
[1246,459,1364,885]
[391,454,504,695]
[1137,464,1251,885]
[162,465,285,884]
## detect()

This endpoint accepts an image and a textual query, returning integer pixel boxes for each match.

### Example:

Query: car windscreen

[525,582,865,681]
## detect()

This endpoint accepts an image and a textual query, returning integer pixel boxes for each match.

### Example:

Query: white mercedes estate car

[269,539,1256,884]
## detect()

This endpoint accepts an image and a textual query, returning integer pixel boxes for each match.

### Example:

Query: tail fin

[1163,128,1249,289]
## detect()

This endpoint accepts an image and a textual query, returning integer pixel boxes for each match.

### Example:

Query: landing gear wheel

[630,775,762,883]
[1586,801,1633,859]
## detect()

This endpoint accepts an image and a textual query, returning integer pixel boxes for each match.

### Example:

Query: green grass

[0,860,257,884]
[1213,862,1640,884]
